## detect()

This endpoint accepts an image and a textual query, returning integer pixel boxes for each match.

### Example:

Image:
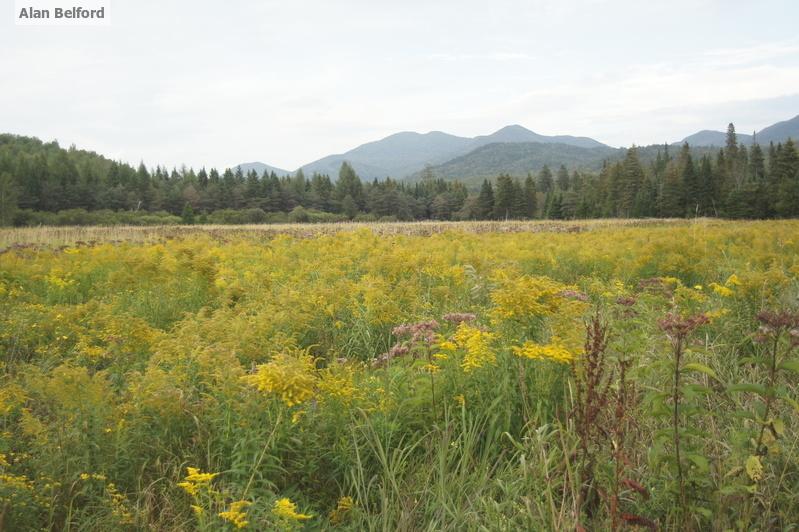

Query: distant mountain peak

[235,161,291,176]
[494,124,535,133]
[238,124,607,180]
[679,114,799,147]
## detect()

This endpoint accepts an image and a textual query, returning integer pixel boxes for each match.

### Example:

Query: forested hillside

[0,124,797,226]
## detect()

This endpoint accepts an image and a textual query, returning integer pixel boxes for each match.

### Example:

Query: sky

[2,0,799,171]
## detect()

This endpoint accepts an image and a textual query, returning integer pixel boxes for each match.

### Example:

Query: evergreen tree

[0,171,19,226]
[341,194,359,219]
[511,180,527,218]
[523,175,537,218]
[538,165,554,194]
[181,202,195,225]
[493,174,515,219]
[660,163,684,218]
[476,180,494,219]
[336,162,364,209]
[556,165,570,191]
[619,146,644,217]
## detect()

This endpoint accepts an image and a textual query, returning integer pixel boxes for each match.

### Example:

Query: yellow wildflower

[725,274,741,286]
[273,497,313,521]
[219,500,251,529]
[709,282,733,297]
[453,322,496,372]
[242,351,317,407]
[437,340,457,351]
[490,274,566,320]
[329,496,355,524]
[513,337,576,364]
[421,363,440,374]
[178,467,218,496]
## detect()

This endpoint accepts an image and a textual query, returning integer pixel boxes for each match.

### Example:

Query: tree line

[0,124,797,226]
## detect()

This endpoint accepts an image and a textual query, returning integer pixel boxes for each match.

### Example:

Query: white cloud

[2,0,798,170]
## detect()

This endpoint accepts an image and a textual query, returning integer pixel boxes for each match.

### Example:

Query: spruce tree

[556,164,570,191]
[0,172,19,226]
[538,165,554,195]
[476,180,494,219]
[181,202,195,224]
[523,175,537,218]
[619,147,644,217]
[336,162,364,208]
[493,175,515,220]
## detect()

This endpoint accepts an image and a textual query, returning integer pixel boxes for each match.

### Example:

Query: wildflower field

[1,219,799,530]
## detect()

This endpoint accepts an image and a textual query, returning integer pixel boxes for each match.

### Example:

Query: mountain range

[237,114,799,182]
[678,114,799,147]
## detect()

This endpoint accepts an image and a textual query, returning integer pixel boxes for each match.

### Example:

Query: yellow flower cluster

[272,497,313,521]
[329,496,355,524]
[317,362,360,404]
[177,467,218,496]
[452,323,497,372]
[490,273,569,321]
[219,500,251,529]
[242,351,317,407]
[512,337,576,364]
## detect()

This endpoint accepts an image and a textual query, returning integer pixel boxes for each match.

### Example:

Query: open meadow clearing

[1,219,799,530]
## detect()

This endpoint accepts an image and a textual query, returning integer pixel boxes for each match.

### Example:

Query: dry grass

[0,218,707,249]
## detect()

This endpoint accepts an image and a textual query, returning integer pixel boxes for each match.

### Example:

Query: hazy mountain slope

[756,114,799,144]
[473,125,607,149]
[255,125,607,180]
[235,161,291,176]
[299,131,473,179]
[679,130,753,147]
[408,142,618,186]
[679,114,799,147]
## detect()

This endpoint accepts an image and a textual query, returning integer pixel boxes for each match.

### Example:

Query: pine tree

[538,165,554,195]
[511,179,527,218]
[493,175,515,220]
[336,162,364,209]
[619,147,644,217]
[749,140,766,182]
[476,180,494,219]
[660,163,684,218]
[556,164,570,191]
[523,175,537,218]
[547,193,563,219]
[181,202,195,224]
[0,172,19,226]
[680,144,699,216]
[341,194,359,219]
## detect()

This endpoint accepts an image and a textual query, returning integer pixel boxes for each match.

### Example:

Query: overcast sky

[3,0,799,171]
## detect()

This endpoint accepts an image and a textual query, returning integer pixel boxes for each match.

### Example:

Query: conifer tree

[523,175,537,218]
[556,164,570,191]
[538,165,554,195]
[336,162,364,209]
[493,174,515,220]
[476,180,494,219]
[0,172,19,226]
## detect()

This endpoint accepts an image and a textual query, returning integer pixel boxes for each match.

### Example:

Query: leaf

[772,418,785,436]
[781,395,799,414]
[745,455,763,482]
[691,506,713,519]
[727,383,768,396]
[778,360,799,374]
[724,465,744,478]
[687,453,710,474]
[718,484,748,496]
[682,362,718,380]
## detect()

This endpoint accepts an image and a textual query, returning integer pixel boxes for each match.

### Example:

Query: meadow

[1,219,798,530]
